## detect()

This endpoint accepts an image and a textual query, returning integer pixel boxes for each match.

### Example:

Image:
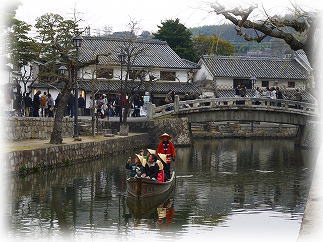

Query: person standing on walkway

[295,89,302,109]
[32,91,41,117]
[157,133,176,181]
[78,94,86,116]
[47,93,54,117]
[276,87,283,107]
[40,92,48,117]
[235,84,241,97]
[23,93,33,117]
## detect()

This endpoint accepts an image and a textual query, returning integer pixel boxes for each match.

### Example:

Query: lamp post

[117,51,126,126]
[59,65,67,75]
[72,35,83,140]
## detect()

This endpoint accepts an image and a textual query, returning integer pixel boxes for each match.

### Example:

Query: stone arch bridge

[147,96,319,147]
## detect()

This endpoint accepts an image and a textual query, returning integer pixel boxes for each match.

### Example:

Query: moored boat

[126,171,175,198]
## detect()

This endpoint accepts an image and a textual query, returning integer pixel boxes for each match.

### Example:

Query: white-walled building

[194,53,312,91]
[31,36,200,107]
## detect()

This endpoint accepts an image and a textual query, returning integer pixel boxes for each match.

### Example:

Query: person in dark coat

[32,90,41,117]
[145,154,160,180]
[23,93,33,117]
[55,93,61,108]
[78,94,86,116]
[132,95,141,117]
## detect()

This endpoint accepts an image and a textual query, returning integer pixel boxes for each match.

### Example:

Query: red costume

[157,141,176,163]
[157,169,165,183]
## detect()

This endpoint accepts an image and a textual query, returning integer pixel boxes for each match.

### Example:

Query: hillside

[189,24,293,55]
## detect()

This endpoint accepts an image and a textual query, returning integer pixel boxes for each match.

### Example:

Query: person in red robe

[157,133,176,180]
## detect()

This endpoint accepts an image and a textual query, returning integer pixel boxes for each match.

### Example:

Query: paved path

[4,133,144,152]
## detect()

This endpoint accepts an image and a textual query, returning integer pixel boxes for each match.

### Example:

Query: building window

[129,70,140,80]
[288,81,295,88]
[262,81,269,87]
[160,71,176,81]
[233,79,252,89]
[97,68,113,79]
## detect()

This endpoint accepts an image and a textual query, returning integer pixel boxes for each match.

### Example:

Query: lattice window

[97,68,113,79]
[288,81,295,88]
[160,71,176,81]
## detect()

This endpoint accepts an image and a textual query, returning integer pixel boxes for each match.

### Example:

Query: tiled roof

[294,50,312,71]
[31,80,201,95]
[79,36,198,69]
[202,55,309,80]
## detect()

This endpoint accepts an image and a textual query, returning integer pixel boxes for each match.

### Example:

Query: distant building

[194,53,312,91]
[31,36,200,107]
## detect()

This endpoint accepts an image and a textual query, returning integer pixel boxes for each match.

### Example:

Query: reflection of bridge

[148,96,319,146]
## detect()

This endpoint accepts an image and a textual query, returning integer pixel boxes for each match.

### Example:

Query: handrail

[150,96,319,119]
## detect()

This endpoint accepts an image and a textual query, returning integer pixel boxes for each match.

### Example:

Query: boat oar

[175,175,193,178]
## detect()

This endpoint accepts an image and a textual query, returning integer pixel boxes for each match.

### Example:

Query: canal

[8,139,315,242]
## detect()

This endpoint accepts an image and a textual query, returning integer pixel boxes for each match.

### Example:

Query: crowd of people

[22,91,56,117]
[89,94,144,119]
[18,91,146,118]
[126,133,176,182]
[12,85,305,117]
[234,84,302,101]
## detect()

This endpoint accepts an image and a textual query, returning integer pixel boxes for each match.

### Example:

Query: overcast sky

[7,0,323,34]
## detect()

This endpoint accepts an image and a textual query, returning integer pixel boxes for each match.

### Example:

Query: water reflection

[8,139,315,241]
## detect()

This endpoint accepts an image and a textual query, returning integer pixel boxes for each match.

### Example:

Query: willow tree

[211,3,318,66]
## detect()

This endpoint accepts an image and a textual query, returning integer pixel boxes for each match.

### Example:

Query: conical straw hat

[159,133,172,139]
[135,154,144,164]
[158,153,167,163]
[147,148,156,155]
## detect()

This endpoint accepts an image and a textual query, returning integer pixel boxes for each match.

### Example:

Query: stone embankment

[6,134,150,175]
[6,117,73,141]
[191,121,298,139]
[94,117,192,146]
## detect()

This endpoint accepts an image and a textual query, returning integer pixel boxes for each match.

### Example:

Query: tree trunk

[49,85,71,144]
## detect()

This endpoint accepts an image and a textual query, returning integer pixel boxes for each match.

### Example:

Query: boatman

[157,133,176,181]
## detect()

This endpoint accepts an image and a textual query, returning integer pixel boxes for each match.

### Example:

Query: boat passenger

[139,149,145,156]
[126,154,146,178]
[145,154,159,180]
[157,154,166,182]
[157,133,176,181]
[141,148,156,161]
[134,154,147,178]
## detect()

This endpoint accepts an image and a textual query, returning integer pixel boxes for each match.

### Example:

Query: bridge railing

[149,96,319,119]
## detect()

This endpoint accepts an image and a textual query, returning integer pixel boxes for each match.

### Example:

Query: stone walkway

[3,133,143,152]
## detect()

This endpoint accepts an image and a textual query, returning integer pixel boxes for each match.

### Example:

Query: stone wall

[191,122,298,138]
[96,117,192,146]
[299,121,321,148]
[6,117,73,141]
[7,133,150,174]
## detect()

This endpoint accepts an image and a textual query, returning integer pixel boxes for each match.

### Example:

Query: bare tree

[211,2,318,65]
[116,20,156,134]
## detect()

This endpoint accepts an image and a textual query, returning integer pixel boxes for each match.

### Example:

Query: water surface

[8,139,315,241]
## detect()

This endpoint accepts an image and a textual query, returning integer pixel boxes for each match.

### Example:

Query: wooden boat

[126,172,176,198]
